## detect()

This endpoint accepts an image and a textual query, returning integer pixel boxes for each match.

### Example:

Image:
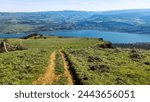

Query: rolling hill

[0,9,150,34]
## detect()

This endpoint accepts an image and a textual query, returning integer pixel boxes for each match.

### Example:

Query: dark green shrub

[88,55,102,62]
[89,64,110,73]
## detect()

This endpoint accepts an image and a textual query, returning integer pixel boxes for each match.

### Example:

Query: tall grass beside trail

[53,75,68,85]
[0,48,52,85]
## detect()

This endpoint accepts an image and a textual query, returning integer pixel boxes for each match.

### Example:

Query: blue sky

[0,0,150,12]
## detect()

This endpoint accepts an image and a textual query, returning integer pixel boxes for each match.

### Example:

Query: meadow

[64,46,150,85]
[0,36,102,85]
[0,48,52,84]
[0,36,150,85]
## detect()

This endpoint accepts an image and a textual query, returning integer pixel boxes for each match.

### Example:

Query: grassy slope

[0,36,150,85]
[11,37,102,49]
[0,49,52,85]
[0,37,102,85]
[64,47,150,85]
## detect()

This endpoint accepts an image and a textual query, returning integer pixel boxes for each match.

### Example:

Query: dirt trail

[60,51,74,85]
[33,51,57,85]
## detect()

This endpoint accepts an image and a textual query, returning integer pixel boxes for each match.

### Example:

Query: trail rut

[33,50,74,85]
[60,51,74,85]
[33,51,57,85]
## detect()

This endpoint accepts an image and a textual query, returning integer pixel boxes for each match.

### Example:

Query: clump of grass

[55,52,64,75]
[88,55,102,62]
[89,64,110,73]
[53,75,68,85]
[129,51,143,61]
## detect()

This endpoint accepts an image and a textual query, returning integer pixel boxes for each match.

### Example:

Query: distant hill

[0,9,150,34]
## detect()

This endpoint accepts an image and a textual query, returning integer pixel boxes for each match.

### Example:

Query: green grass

[54,51,68,85]
[53,75,68,85]
[0,37,103,85]
[1,36,150,85]
[64,47,150,85]
[55,51,64,75]
[0,48,52,85]
[8,37,103,49]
